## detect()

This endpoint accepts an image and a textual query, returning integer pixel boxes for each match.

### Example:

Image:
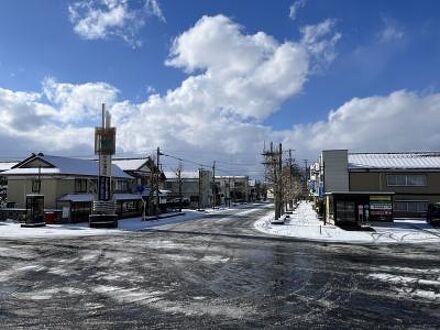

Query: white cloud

[301,19,342,70]
[378,17,404,43]
[165,15,340,120]
[0,15,346,171]
[282,90,440,159]
[68,0,165,47]
[42,77,119,123]
[145,0,166,23]
[289,0,307,21]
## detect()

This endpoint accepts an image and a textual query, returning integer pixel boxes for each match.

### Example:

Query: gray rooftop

[348,152,440,170]
[3,154,131,178]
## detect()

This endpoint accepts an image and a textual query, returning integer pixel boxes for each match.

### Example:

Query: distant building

[215,176,250,205]
[2,153,136,222]
[312,150,440,223]
[164,169,213,209]
[0,161,18,206]
[113,157,167,214]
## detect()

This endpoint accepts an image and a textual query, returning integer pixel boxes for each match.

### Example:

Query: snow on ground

[367,273,440,302]
[0,203,263,240]
[254,201,440,244]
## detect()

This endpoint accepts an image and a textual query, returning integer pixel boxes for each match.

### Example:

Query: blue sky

[0,0,440,174]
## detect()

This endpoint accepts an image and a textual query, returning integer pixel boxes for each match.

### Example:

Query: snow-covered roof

[164,171,200,179]
[112,159,149,172]
[58,194,95,202]
[0,162,18,172]
[3,154,131,178]
[215,175,248,179]
[348,153,440,170]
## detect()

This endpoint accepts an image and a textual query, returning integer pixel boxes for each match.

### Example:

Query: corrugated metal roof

[3,155,131,178]
[113,159,148,171]
[0,162,18,172]
[348,153,440,169]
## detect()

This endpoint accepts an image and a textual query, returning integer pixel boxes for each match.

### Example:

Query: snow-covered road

[0,203,269,239]
[1,204,440,328]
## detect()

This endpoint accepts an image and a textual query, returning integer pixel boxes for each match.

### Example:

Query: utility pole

[212,161,216,208]
[156,146,161,216]
[198,168,202,210]
[278,143,283,218]
[176,162,182,212]
[304,159,309,198]
[228,176,231,207]
[287,148,294,211]
[304,159,309,180]
[263,141,281,220]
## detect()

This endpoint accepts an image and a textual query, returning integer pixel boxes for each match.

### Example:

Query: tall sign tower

[89,104,118,228]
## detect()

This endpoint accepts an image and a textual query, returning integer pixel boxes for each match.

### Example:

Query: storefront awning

[58,194,95,202]
[112,193,143,201]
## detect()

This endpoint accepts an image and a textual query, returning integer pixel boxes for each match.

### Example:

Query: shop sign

[370,195,392,201]
[95,127,116,155]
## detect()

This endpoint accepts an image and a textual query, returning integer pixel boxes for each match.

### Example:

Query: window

[32,179,41,193]
[394,201,428,213]
[387,174,427,187]
[115,180,128,192]
[75,179,87,193]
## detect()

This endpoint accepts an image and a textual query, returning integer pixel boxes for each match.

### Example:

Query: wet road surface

[1,205,440,329]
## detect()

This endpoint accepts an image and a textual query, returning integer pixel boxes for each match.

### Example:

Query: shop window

[394,201,407,212]
[336,201,355,221]
[394,201,428,213]
[75,179,87,193]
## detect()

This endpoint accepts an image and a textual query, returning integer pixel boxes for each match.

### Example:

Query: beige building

[3,153,134,222]
[316,150,440,219]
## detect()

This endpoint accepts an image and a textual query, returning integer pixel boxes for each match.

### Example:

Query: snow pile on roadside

[254,201,440,244]
[0,209,205,239]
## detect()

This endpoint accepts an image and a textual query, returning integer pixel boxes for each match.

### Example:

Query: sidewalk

[254,201,440,244]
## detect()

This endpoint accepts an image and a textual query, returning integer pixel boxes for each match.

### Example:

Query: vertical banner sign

[95,126,116,201]
[99,176,111,201]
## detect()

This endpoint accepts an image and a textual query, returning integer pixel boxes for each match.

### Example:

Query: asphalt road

[1,205,440,329]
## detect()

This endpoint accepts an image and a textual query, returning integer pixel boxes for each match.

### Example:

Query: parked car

[426,203,440,226]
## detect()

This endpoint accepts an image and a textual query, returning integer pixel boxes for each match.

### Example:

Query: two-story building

[112,157,167,214]
[2,153,136,222]
[316,150,440,224]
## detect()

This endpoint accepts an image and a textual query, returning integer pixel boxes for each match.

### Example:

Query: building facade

[164,169,213,209]
[312,150,440,220]
[2,153,136,222]
[215,176,250,205]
